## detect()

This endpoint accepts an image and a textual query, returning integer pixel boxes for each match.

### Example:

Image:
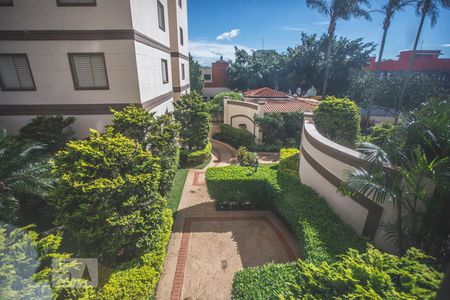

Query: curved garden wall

[299,113,396,252]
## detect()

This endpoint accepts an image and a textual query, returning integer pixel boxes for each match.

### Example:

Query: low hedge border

[180,142,212,167]
[278,148,299,177]
[212,124,254,149]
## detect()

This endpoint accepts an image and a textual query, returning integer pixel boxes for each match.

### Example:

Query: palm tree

[0,130,52,222]
[306,0,371,98]
[396,0,450,122]
[364,0,415,129]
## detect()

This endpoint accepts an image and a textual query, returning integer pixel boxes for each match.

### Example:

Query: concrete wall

[299,114,396,252]
[223,99,263,144]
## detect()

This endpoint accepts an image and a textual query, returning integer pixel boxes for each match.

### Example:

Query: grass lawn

[167,168,189,213]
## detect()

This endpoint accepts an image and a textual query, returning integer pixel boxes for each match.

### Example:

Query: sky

[187,0,450,66]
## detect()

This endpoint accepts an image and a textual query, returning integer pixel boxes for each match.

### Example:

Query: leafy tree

[110,105,180,196]
[0,131,52,222]
[189,54,204,94]
[314,96,360,147]
[397,0,450,120]
[284,246,443,299]
[306,0,371,97]
[18,116,75,154]
[0,223,92,299]
[254,112,304,149]
[210,91,243,113]
[50,129,167,264]
[173,92,211,151]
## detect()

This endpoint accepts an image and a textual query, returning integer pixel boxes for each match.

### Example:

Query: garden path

[156,140,299,300]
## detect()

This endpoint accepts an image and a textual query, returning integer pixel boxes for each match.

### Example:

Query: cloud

[216,29,240,41]
[280,26,307,32]
[189,40,253,66]
[442,44,450,47]
[313,21,329,26]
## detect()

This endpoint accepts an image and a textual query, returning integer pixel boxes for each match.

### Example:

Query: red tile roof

[246,97,319,113]
[244,87,290,98]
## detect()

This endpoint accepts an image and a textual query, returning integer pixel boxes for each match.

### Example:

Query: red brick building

[201,57,230,99]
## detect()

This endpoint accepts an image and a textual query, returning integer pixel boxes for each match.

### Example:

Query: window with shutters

[0,54,36,91]
[57,0,96,6]
[68,53,109,90]
[179,27,184,45]
[181,63,185,80]
[157,1,165,31]
[161,59,169,84]
[0,0,13,7]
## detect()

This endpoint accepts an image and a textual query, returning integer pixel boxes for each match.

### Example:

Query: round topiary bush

[314,96,360,147]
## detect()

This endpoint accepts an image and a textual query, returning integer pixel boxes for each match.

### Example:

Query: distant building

[367,50,450,88]
[201,57,229,100]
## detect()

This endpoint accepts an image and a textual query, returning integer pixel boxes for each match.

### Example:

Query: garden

[0,92,212,299]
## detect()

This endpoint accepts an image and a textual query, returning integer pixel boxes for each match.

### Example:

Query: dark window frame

[56,0,97,7]
[0,53,37,91]
[204,74,211,81]
[179,27,184,45]
[178,0,182,9]
[181,63,185,80]
[68,52,109,90]
[157,0,165,31]
[0,0,13,7]
[161,59,169,84]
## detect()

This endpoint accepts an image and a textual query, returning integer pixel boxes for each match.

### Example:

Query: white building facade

[0,0,190,136]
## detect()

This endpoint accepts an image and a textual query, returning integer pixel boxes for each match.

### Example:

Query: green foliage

[367,122,397,147]
[97,209,172,300]
[213,124,255,149]
[183,142,212,167]
[50,129,167,264]
[0,131,52,222]
[314,96,361,147]
[237,147,258,167]
[167,168,189,213]
[0,224,92,300]
[206,165,279,210]
[174,92,211,151]
[232,263,297,300]
[18,115,75,154]
[210,91,243,113]
[110,105,180,196]
[189,54,204,94]
[278,148,299,177]
[254,111,303,149]
[284,246,443,299]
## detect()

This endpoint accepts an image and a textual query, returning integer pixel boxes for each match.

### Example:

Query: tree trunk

[395,5,427,123]
[321,17,336,99]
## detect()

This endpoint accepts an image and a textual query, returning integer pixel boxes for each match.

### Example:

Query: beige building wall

[223,99,263,144]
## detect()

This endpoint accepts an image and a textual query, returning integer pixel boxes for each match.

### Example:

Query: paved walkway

[156,140,299,300]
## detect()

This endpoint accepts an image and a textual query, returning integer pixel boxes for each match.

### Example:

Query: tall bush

[314,96,360,147]
[174,92,211,151]
[254,111,303,149]
[110,105,180,196]
[213,124,254,149]
[50,129,168,264]
[210,91,243,113]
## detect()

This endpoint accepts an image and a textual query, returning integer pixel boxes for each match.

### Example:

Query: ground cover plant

[212,124,254,149]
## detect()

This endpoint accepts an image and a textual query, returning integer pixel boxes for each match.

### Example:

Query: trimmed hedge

[184,142,212,166]
[206,165,279,210]
[213,124,254,149]
[97,208,173,299]
[278,148,299,177]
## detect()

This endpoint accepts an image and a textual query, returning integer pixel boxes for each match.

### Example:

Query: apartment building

[0,0,190,136]
[201,56,229,100]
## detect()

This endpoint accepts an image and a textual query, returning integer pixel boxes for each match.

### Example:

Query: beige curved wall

[223,99,263,143]
[299,114,397,252]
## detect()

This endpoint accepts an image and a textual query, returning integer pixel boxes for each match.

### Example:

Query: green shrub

[278,148,299,177]
[314,96,360,147]
[213,124,254,149]
[97,209,173,300]
[232,263,297,300]
[18,115,75,153]
[283,246,443,299]
[367,122,397,147]
[51,129,167,264]
[110,105,181,196]
[183,142,212,167]
[206,165,279,210]
[254,111,303,148]
[237,147,257,167]
[211,91,243,113]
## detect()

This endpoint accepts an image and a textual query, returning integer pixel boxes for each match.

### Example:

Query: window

[178,0,182,8]
[204,74,211,81]
[68,53,109,90]
[179,27,184,45]
[0,54,36,91]
[238,124,247,130]
[181,63,185,80]
[57,0,96,6]
[157,1,165,31]
[0,0,13,6]
[161,59,169,84]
